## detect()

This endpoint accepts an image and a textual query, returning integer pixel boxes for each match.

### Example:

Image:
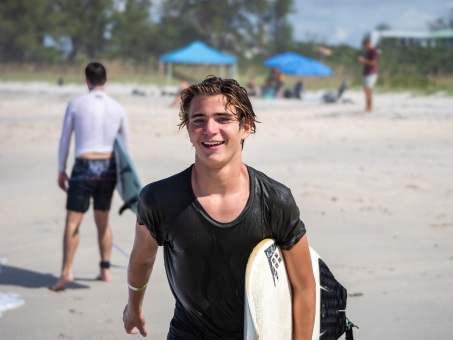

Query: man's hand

[58,172,68,192]
[357,56,366,64]
[123,304,147,337]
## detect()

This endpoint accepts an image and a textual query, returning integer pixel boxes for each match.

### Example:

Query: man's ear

[241,119,253,140]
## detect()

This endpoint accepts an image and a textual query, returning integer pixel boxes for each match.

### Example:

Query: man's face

[187,94,251,168]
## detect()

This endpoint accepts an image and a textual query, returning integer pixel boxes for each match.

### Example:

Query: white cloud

[289,0,451,46]
[331,27,350,43]
[396,8,439,30]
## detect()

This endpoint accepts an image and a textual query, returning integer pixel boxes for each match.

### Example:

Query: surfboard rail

[113,135,142,215]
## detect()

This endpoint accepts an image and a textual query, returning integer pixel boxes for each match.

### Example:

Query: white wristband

[128,281,149,291]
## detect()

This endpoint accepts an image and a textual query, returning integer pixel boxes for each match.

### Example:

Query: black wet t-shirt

[137,165,306,339]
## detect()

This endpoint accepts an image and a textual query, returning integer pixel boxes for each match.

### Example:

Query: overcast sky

[289,0,453,47]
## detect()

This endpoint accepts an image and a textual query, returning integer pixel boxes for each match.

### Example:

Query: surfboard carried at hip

[113,135,142,215]
[244,238,348,340]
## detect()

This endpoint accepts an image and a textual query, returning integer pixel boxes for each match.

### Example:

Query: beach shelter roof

[264,52,333,76]
[160,41,236,65]
[159,41,237,83]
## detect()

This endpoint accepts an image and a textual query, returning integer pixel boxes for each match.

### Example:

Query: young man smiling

[123,76,315,339]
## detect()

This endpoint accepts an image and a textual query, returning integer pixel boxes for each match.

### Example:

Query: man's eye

[218,118,230,123]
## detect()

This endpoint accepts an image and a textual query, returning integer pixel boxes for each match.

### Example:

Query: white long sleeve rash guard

[58,89,130,173]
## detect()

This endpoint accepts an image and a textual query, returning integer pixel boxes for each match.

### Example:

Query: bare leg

[51,210,84,291]
[364,86,373,113]
[94,209,112,282]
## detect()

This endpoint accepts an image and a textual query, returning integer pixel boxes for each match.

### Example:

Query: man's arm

[357,56,377,66]
[123,223,159,337]
[119,110,131,151]
[57,103,74,191]
[357,50,378,67]
[282,235,316,340]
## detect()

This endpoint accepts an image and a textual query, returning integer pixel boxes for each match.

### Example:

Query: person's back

[52,62,130,292]
[65,91,128,158]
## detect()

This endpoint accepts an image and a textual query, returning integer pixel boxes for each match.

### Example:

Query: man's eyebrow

[189,112,233,118]
[190,112,205,118]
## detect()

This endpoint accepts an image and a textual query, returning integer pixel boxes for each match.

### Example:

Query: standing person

[357,36,379,113]
[122,76,315,339]
[52,62,131,291]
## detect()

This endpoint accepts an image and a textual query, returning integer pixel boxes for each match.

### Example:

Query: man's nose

[203,118,218,134]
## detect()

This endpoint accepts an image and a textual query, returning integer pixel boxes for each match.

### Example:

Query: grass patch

[1,62,452,95]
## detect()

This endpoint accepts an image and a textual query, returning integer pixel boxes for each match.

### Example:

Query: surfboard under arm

[244,239,349,340]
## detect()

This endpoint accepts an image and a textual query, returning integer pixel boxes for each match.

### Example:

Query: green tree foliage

[268,0,294,52]
[158,0,294,56]
[109,0,156,63]
[0,0,53,62]
[379,45,453,76]
[428,9,452,31]
[49,0,114,63]
[0,0,296,64]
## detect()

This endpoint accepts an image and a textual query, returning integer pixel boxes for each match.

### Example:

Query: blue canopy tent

[159,41,237,83]
[264,52,333,76]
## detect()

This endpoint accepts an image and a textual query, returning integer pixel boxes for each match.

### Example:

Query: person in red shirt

[357,36,379,113]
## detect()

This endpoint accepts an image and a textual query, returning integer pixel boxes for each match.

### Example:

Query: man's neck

[89,85,104,92]
[192,160,248,197]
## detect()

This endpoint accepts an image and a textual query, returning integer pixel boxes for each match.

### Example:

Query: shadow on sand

[0,265,89,290]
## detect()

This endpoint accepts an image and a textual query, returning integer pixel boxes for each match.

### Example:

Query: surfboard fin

[345,318,359,340]
[118,197,139,215]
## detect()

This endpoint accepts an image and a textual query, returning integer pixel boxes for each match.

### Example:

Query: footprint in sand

[349,292,363,298]
[431,222,453,228]
[405,183,421,190]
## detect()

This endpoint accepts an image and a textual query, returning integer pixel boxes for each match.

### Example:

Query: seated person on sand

[246,76,258,97]
[170,81,190,107]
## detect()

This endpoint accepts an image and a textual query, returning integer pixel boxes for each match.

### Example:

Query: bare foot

[96,268,111,282]
[50,275,73,292]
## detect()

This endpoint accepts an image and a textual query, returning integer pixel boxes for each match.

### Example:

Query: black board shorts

[66,158,116,213]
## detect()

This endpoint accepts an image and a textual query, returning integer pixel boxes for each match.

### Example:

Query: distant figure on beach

[52,62,131,291]
[169,81,190,107]
[357,36,379,113]
[122,76,315,338]
[246,76,258,96]
[262,67,285,99]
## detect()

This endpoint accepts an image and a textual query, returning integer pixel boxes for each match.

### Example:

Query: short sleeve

[272,190,306,251]
[136,186,165,246]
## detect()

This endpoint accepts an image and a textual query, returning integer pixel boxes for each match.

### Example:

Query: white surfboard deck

[244,238,323,340]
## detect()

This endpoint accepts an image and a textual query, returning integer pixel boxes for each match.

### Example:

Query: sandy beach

[0,81,452,339]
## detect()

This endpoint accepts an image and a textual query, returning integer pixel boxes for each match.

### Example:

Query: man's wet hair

[178,76,259,133]
[85,62,107,86]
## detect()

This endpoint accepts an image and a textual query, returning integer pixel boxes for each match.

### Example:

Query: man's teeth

[203,142,223,146]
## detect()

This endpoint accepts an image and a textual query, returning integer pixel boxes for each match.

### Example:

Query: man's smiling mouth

[202,141,224,147]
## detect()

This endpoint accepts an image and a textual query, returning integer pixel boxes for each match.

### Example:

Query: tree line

[0,0,293,64]
[1,0,452,80]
